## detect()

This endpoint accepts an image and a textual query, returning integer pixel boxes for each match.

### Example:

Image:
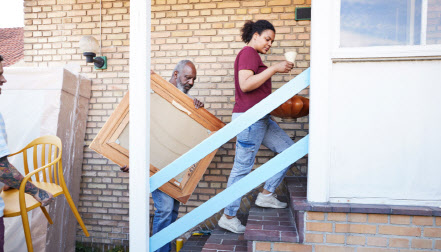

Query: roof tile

[0,28,24,67]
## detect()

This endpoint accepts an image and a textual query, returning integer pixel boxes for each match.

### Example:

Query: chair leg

[20,209,34,252]
[63,192,90,237]
[40,206,53,224]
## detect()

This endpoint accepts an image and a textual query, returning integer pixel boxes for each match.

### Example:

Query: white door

[309,0,441,206]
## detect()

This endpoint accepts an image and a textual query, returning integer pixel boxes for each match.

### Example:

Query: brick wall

[254,213,441,251]
[23,0,311,248]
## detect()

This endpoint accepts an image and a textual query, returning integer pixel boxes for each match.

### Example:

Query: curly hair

[241,20,275,44]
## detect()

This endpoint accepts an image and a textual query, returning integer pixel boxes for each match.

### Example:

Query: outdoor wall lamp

[79,36,107,70]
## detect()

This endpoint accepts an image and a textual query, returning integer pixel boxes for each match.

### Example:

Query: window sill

[331,44,441,62]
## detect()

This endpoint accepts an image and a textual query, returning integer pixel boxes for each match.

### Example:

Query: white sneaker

[218,214,246,234]
[255,192,287,209]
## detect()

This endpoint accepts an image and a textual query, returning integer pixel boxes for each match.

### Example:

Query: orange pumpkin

[271,95,309,119]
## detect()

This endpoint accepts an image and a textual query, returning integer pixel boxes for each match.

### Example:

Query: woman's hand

[239,60,295,92]
[273,61,294,73]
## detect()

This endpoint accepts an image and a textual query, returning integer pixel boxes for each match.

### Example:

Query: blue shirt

[0,113,9,217]
[0,113,9,158]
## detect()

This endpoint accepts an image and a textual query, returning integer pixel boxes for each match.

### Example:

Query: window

[427,0,441,44]
[340,0,441,47]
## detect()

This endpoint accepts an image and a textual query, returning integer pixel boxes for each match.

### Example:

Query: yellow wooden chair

[0,135,89,252]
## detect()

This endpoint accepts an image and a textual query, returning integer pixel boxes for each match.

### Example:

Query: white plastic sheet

[0,67,91,252]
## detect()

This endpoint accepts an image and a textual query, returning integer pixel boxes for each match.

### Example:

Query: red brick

[272,243,312,252]
[306,222,332,232]
[435,240,441,249]
[328,213,347,222]
[242,1,265,7]
[255,242,271,251]
[348,213,367,223]
[347,235,365,245]
[305,233,323,243]
[411,238,432,249]
[217,2,240,8]
[367,237,387,247]
[424,227,441,237]
[307,212,325,220]
[357,249,398,252]
[389,238,409,248]
[368,214,388,223]
[315,245,354,252]
[390,215,411,224]
[326,234,345,244]
[268,0,291,6]
[413,216,434,226]
[335,224,377,234]
[379,226,421,236]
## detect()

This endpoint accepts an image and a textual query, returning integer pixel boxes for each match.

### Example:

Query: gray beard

[176,80,189,94]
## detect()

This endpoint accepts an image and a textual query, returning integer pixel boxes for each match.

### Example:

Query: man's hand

[120,165,129,173]
[194,98,204,109]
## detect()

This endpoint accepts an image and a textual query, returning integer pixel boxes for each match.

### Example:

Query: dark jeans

[152,190,179,252]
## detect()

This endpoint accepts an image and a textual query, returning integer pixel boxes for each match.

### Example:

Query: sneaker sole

[218,221,245,234]
[255,200,287,209]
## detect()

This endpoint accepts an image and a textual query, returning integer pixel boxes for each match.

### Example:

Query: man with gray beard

[121,60,203,252]
[168,60,204,109]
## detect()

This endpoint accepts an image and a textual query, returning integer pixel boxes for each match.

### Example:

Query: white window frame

[331,0,441,60]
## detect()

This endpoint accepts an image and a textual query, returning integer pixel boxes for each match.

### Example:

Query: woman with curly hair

[218,20,295,233]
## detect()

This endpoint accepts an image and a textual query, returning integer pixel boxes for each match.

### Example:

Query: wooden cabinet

[90,73,225,203]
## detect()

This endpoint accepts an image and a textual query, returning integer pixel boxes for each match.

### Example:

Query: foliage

[75,242,100,252]
[107,246,125,252]
[76,242,126,252]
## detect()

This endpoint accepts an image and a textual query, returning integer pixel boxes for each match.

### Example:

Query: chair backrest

[13,135,63,185]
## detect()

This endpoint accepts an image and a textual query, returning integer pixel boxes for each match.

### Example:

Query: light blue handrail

[150,68,310,192]
[149,68,311,251]
[150,135,309,251]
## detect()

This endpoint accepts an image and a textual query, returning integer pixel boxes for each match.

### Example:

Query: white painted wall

[328,60,441,206]
[309,0,441,206]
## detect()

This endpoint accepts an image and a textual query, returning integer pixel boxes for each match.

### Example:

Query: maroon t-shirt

[232,46,272,113]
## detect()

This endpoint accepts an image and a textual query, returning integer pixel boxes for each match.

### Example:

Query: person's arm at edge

[0,156,53,206]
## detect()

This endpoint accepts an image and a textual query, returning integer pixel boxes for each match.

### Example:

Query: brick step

[241,177,307,247]
[285,176,308,243]
[244,206,299,243]
[184,177,306,251]
[179,234,210,252]
[200,214,249,252]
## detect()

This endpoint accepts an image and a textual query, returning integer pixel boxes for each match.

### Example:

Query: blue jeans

[152,189,180,252]
[224,113,294,216]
